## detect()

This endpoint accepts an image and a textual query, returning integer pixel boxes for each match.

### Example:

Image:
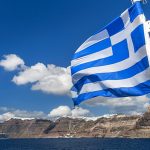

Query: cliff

[1,110,150,138]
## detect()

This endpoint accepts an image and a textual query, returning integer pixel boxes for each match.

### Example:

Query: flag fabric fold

[71,2,150,106]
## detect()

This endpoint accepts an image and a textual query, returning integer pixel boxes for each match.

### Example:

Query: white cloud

[48,105,90,119]
[0,54,72,95]
[0,112,15,122]
[48,106,72,118]
[85,95,150,115]
[0,107,48,122]
[31,65,72,95]
[12,63,48,85]
[0,54,25,71]
[71,107,90,118]
[0,106,90,122]
[12,63,72,95]
[12,109,47,119]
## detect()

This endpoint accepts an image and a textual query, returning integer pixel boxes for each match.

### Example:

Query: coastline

[0,109,150,139]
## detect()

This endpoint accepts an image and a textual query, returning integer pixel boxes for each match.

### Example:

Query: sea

[0,138,150,150]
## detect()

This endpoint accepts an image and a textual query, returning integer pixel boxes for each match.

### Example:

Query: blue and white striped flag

[71,2,150,106]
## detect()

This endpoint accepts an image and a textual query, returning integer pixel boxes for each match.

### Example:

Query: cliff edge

[1,110,150,138]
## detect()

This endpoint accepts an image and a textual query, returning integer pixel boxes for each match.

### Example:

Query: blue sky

[0,0,150,119]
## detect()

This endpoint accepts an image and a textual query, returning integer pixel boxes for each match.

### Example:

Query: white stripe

[144,19,150,65]
[121,9,135,56]
[71,47,113,66]
[72,45,146,83]
[79,67,150,95]
[146,20,150,32]
[71,91,78,98]
[120,9,130,27]
[127,35,135,56]
[75,29,109,53]
[110,14,145,45]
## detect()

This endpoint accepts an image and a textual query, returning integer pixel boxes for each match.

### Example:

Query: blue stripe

[72,56,149,92]
[129,2,143,23]
[73,38,111,60]
[106,17,124,36]
[71,39,129,75]
[73,80,150,105]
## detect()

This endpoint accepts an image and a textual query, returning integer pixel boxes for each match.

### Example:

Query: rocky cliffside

[1,110,150,138]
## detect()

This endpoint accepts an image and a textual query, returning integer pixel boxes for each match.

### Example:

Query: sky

[0,0,150,121]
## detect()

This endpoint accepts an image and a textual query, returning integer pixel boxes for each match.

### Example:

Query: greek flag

[71,2,150,106]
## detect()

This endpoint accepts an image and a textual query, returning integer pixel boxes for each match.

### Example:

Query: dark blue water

[0,138,150,150]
